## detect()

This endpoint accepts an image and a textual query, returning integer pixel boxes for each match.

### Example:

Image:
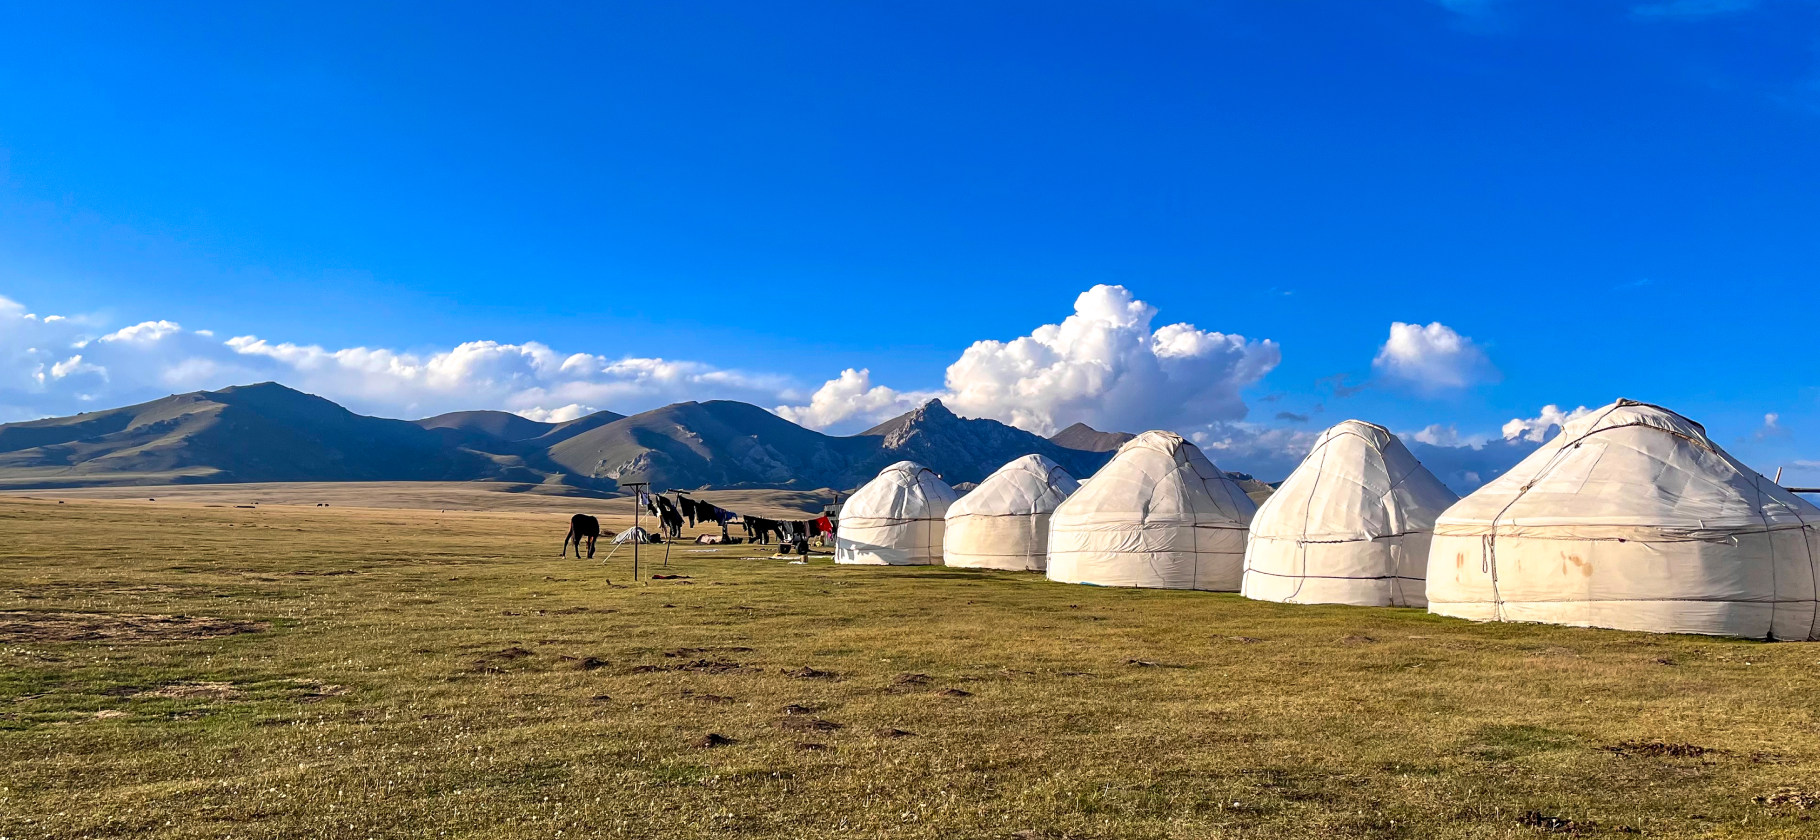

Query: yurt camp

[834,460,959,566]
[1426,399,1820,640]
[1047,431,1258,590]
[1242,420,1458,607]
[943,454,1080,571]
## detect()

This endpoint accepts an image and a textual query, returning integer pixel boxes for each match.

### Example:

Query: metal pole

[624,482,650,583]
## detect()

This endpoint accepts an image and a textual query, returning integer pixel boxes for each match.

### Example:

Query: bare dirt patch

[1600,740,1719,758]
[0,611,267,644]
[784,666,837,680]
[289,679,350,702]
[471,647,535,673]
[778,717,843,732]
[886,673,932,693]
[1516,811,1589,834]
[1755,788,1820,809]
[137,682,242,701]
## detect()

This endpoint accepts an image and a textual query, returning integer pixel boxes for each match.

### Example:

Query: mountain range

[0,382,1143,493]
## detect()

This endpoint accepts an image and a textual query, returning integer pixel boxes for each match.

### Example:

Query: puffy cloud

[1413,424,1463,447]
[1755,412,1788,441]
[774,368,936,431]
[516,404,597,423]
[1501,404,1593,443]
[100,320,183,344]
[784,285,1280,436]
[47,354,107,382]
[219,336,794,419]
[1188,422,1320,480]
[1371,322,1498,392]
[0,293,798,422]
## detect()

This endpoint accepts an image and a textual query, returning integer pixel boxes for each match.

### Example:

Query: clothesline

[633,490,834,544]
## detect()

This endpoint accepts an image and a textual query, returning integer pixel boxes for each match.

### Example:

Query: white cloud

[1754,412,1788,441]
[48,354,107,381]
[0,293,799,423]
[100,320,184,344]
[1188,421,1320,480]
[1501,404,1594,443]
[1413,424,1462,447]
[774,368,935,431]
[783,285,1279,436]
[516,404,597,423]
[1371,321,1498,392]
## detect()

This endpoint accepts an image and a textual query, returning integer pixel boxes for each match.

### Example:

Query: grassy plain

[3,493,1820,838]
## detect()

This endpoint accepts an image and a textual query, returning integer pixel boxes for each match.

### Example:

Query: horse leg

[586,534,597,559]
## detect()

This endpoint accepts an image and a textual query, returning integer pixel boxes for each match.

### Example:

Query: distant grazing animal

[562,514,603,559]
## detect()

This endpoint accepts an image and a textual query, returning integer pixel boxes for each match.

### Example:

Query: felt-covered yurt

[1241,420,1458,607]
[834,460,959,566]
[1046,431,1257,590]
[1427,399,1820,639]
[943,454,1080,571]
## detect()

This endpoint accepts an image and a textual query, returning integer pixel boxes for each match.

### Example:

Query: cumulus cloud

[1413,424,1463,447]
[1371,322,1498,392]
[774,368,937,431]
[782,285,1280,436]
[0,293,799,423]
[1754,412,1788,441]
[1501,404,1594,443]
[101,320,183,344]
[516,404,597,423]
[1188,422,1321,480]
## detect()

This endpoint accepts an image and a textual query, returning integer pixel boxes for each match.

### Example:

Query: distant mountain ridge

[0,383,491,489]
[1048,422,1136,453]
[0,384,1118,493]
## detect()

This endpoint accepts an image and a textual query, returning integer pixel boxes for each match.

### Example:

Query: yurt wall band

[1426,399,1820,640]
[835,460,959,566]
[944,454,1079,571]
[1046,431,1257,591]
[1242,420,1458,608]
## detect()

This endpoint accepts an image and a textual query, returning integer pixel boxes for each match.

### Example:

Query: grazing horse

[561,514,603,558]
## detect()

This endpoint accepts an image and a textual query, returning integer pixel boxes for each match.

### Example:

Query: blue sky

[1,0,1816,483]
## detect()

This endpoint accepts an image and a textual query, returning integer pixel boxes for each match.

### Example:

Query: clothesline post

[625,481,650,583]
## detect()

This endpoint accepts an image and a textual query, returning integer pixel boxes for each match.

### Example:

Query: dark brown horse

[561,513,603,558]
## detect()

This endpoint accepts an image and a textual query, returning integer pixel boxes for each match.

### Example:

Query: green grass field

[4,494,1820,838]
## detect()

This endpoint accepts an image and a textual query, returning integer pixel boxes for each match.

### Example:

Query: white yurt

[943,454,1081,571]
[1242,420,1458,607]
[1047,431,1258,590]
[1427,399,1820,639]
[834,460,959,566]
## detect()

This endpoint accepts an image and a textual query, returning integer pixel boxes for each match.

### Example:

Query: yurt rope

[1749,476,1782,640]
[1796,499,1820,641]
